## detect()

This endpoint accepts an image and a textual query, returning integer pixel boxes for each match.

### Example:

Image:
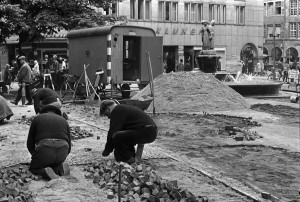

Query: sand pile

[132,71,249,113]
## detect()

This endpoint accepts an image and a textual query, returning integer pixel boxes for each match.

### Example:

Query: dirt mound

[132,71,249,113]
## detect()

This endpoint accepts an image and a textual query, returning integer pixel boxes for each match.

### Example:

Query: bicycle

[60,74,86,101]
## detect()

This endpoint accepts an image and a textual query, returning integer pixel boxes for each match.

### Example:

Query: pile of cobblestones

[70,126,94,140]
[84,160,208,202]
[219,126,263,141]
[0,165,39,202]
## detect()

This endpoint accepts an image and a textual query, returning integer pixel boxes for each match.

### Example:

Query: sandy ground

[0,87,299,202]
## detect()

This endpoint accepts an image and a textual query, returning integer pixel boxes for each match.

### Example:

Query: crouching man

[27,105,71,180]
[100,99,157,164]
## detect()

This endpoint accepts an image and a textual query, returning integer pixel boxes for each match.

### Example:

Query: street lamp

[269,34,280,80]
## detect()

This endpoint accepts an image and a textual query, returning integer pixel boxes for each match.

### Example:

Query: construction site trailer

[67,25,163,86]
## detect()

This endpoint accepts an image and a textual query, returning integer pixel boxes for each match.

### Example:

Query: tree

[0,0,126,54]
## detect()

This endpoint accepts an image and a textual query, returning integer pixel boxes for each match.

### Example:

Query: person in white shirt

[32,60,40,81]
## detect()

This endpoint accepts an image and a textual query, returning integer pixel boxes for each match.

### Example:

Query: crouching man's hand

[102,150,110,157]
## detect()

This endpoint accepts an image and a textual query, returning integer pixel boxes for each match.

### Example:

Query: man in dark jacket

[100,100,157,164]
[27,105,71,180]
[32,88,62,114]
[10,56,33,105]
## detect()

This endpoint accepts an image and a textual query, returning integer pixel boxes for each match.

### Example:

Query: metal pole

[118,164,122,202]
[274,35,276,66]
[146,51,155,115]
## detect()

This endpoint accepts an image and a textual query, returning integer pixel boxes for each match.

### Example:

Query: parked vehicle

[67,25,163,98]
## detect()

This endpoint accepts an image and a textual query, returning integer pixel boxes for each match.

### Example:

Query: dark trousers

[283,71,288,82]
[15,83,32,103]
[0,82,8,93]
[112,125,157,162]
[29,139,69,177]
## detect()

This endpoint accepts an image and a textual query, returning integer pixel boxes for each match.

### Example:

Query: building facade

[116,0,264,72]
[264,0,300,65]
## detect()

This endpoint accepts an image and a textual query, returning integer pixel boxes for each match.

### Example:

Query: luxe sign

[156,27,202,35]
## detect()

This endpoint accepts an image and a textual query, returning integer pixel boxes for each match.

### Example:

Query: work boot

[10,101,18,105]
[124,157,135,165]
[62,112,69,120]
[44,167,60,180]
[56,162,70,176]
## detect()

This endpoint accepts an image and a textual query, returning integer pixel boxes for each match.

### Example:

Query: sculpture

[200,20,215,50]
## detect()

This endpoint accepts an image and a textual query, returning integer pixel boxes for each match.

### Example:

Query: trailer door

[140,36,163,83]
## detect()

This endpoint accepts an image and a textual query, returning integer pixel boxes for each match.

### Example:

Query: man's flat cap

[18,56,26,60]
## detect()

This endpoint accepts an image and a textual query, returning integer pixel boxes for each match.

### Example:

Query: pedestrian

[27,105,71,180]
[61,58,67,71]
[175,59,184,72]
[52,55,59,72]
[0,64,11,93]
[100,99,157,164]
[277,60,283,80]
[163,60,168,73]
[255,62,261,76]
[282,62,289,83]
[31,88,62,115]
[184,60,191,71]
[0,95,13,123]
[10,56,33,105]
[239,60,244,73]
[32,60,40,81]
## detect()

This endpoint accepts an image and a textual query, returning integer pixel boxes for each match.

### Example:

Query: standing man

[100,100,157,164]
[10,56,33,105]
[277,60,283,80]
[175,59,184,72]
[282,62,289,83]
[27,105,71,180]
[31,88,62,115]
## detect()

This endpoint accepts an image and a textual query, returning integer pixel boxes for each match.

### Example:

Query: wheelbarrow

[118,98,153,111]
